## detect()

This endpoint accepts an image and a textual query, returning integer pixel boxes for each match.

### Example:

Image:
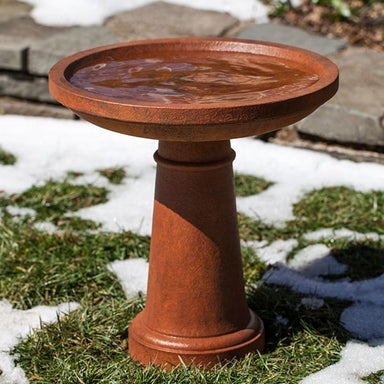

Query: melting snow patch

[0,299,79,383]
[304,228,384,242]
[33,221,59,234]
[107,258,149,298]
[264,266,384,305]
[301,341,384,384]
[340,303,384,341]
[246,239,298,265]
[274,315,289,326]
[233,139,384,226]
[288,244,347,278]
[2,117,384,234]
[77,172,155,235]
[0,353,28,384]
[5,207,35,219]
[22,0,269,26]
[0,116,156,236]
[241,239,268,250]
[300,297,324,310]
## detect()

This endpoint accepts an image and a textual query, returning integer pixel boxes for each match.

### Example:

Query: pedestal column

[128,140,264,368]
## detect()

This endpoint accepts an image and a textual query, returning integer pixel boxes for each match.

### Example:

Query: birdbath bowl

[49,37,338,369]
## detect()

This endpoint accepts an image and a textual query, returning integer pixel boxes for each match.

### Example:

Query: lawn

[1,115,384,383]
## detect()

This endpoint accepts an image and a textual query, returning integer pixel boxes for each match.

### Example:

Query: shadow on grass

[248,240,384,353]
[248,284,352,353]
[330,243,384,281]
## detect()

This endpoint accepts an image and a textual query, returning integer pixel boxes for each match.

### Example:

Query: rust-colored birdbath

[49,37,338,368]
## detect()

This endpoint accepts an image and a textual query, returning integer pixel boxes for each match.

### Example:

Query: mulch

[269,0,384,51]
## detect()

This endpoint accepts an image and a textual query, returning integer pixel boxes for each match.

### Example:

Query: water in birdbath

[69,53,319,104]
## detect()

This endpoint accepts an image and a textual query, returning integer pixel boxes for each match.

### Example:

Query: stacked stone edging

[0,1,238,106]
[237,23,384,150]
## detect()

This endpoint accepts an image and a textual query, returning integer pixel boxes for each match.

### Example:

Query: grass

[234,173,273,197]
[0,219,150,308]
[0,145,17,165]
[242,245,269,285]
[1,173,384,383]
[293,186,384,234]
[363,370,384,384]
[15,314,343,383]
[239,186,384,240]
[98,167,127,185]
[0,178,108,227]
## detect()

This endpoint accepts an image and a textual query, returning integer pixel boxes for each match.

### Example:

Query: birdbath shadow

[49,37,338,369]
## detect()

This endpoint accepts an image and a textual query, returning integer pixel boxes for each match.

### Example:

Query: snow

[300,297,324,310]
[301,341,384,384]
[22,0,269,26]
[264,265,384,307]
[4,207,35,219]
[246,239,298,264]
[0,115,157,235]
[33,221,59,233]
[3,115,384,235]
[274,315,289,326]
[340,304,384,341]
[233,139,384,227]
[288,244,347,278]
[304,228,384,242]
[107,259,149,298]
[2,114,384,382]
[0,300,79,384]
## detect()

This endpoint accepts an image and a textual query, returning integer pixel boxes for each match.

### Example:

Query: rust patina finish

[49,37,338,368]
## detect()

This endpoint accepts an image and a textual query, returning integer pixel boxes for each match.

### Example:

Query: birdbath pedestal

[49,37,338,368]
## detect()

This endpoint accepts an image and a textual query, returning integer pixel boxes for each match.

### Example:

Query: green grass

[66,171,84,179]
[0,220,150,308]
[15,313,343,383]
[234,173,273,197]
[0,146,17,165]
[1,176,384,383]
[293,186,384,234]
[98,167,127,185]
[266,0,352,20]
[0,179,108,227]
[363,370,384,384]
[239,186,384,241]
[242,246,269,285]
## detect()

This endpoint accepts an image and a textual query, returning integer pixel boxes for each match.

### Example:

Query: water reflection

[70,54,319,104]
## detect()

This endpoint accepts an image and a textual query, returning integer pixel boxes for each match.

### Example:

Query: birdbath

[49,37,338,368]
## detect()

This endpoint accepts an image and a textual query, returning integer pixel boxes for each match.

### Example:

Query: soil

[269,0,384,51]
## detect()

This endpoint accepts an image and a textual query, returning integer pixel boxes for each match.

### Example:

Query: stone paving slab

[0,0,32,23]
[0,72,54,103]
[0,1,240,103]
[0,15,68,39]
[28,2,238,76]
[329,47,384,117]
[237,22,347,56]
[105,1,239,41]
[0,37,28,71]
[0,16,69,71]
[297,47,384,147]
[0,96,75,119]
[28,26,119,76]
[297,104,384,147]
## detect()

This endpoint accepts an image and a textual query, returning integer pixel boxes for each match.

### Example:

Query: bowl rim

[48,36,339,129]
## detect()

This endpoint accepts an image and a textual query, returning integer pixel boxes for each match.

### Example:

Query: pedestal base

[129,309,264,368]
[128,141,265,368]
